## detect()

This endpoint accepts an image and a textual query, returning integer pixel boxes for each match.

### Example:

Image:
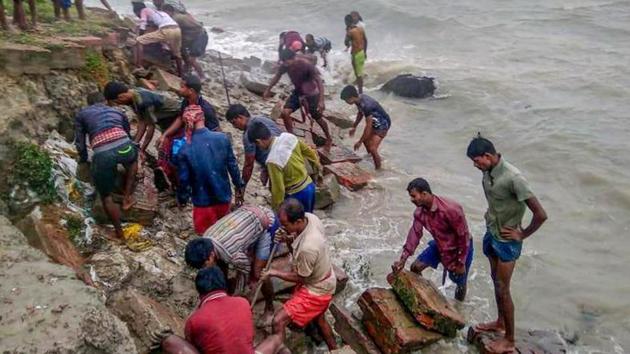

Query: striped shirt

[202,206,275,273]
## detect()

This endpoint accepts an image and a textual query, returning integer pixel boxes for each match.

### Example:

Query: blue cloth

[482,230,522,262]
[358,94,391,131]
[243,116,283,165]
[175,128,244,207]
[180,95,220,131]
[286,181,316,213]
[417,239,474,286]
[132,89,181,130]
[74,103,131,162]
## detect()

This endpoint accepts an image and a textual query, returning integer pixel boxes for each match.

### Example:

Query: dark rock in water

[315,174,341,210]
[467,326,568,354]
[330,302,381,354]
[381,74,435,98]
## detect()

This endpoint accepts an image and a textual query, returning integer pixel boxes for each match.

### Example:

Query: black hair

[305,34,314,41]
[466,134,496,158]
[247,121,272,142]
[225,104,250,122]
[195,266,227,295]
[103,81,129,101]
[407,178,432,194]
[344,14,354,27]
[185,238,214,269]
[340,85,359,100]
[132,1,146,17]
[162,4,174,12]
[87,92,105,105]
[280,48,296,62]
[280,198,306,223]
[184,74,202,94]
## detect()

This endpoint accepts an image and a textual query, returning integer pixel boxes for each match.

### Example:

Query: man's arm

[313,66,325,112]
[446,205,471,273]
[263,70,284,99]
[242,153,256,186]
[225,138,244,188]
[354,116,373,151]
[74,113,88,163]
[349,107,364,137]
[298,140,321,175]
[138,8,149,31]
[502,197,547,241]
[392,211,423,273]
[121,112,132,138]
[268,163,285,211]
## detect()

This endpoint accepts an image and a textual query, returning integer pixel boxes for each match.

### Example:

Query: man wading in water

[467,136,547,353]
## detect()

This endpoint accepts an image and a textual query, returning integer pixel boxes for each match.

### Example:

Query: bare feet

[259,309,275,328]
[122,196,136,211]
[487,337,515,353]
[474,320,505,333]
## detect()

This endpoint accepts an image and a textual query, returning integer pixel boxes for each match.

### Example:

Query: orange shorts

[283,285,333,327]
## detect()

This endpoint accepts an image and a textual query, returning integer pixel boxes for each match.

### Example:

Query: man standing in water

[345,14,366,93]
[391,178,474,301]
[467,136,547,353]
[263,49,333,148]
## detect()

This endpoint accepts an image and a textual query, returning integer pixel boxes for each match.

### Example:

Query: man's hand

[155,136,164,149]
[274,228,290,243]
[450,263,466,275]
[500,226,525,241]
[234,188,245,207]
[353,141,362,151]
[349,128,357,137]
[391,259,406,274]
[318,99,325,114]
[261,269,277,280]
[262,88,272,100]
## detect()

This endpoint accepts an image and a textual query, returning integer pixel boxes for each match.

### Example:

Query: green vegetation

[82,50,110,86]
[65,215,84,245]
[10,142,57,204]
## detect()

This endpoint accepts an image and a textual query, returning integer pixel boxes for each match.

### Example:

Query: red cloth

[283,285,333,327]
[402,195,471,271]
[185,291,255,354]
[193,203,230,235]
[157,129,184,186]
[183,104,205,144]
[91,127,128,148]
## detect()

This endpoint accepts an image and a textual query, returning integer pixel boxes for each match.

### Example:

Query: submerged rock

[381,74,435,98]
[388,270,465,337]
[467,326,568,354]
[315,174,341,210]
[324,162,373,191]
[318,145,362,165]
[330,302,381,354]
[358,288,442,353]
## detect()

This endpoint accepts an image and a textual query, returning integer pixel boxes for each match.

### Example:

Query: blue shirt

[176,129,244,207]
[358,94,391,131]
[131,88,181,130]
[74,103,131,162]
[181,95,220,131]
[243,116,283,165]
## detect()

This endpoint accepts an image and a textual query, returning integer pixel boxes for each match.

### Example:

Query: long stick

[250,242,278,309]
[218,51,231,106]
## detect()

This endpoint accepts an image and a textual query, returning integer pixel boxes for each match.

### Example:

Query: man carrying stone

[247,122,321,212]
[259,198,338,351]
[391,178,474,301]
[184,205,279,322]
[225,103,282,190]
[162,4,209,80]
[263,49,333,148]
[175,105,244,234]
[74,92,138,239]
[467,135,547,353]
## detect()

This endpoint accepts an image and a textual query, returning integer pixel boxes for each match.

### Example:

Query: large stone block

[152,67,183,93]
[0,43,52,75]
[358,288,442,354]
[388,270,465,337]
[108,288,185,353]
[241,71,270,96]
[315,174,341,210]
[467,326,568,354]
[329,302,380,354]
[324,162,373,191]
[60,36,104,51]
[324,111,355,129]
[318,145,362,165]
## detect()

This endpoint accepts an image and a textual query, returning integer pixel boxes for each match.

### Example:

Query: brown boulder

[388,270,465,337]
[324,111,355,129]
[152,67,182,93]
[315,174,341,210]
[329,302,380,354]
[358,288,442,353]
[241,72,270,96]
[318,145,362,165]
[467,326,568,354]
[324,162,373,191]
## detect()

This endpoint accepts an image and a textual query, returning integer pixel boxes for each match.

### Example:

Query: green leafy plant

[65,215,84,245]
[82,50,109,86]
[11,142,57,204]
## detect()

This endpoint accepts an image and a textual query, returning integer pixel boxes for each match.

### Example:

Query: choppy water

[100,0,630,351]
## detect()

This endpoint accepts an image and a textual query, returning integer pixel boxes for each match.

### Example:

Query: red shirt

[402,195,471,270]
[279,59,320,97]
[184,291,254,354]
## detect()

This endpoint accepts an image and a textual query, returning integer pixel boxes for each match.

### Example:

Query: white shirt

[139,8,178,30]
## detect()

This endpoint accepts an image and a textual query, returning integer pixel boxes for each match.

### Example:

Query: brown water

[100,0,630,351]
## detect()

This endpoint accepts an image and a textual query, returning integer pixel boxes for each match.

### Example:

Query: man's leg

[315,312,337,350]
[487,260,516,353]
[409,260,430,275]
[122,158,138,211]
[161,335,200,354]
[102,194,124,239]
[190,57,206,80]
[365,133,384,169]
[255,308,290,354]
[475,250,505,332]
[281,108,296,134]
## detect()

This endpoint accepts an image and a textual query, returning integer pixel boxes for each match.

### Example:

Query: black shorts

[92,141,138,196]
[185,30,208,58]
[284,91,322,120]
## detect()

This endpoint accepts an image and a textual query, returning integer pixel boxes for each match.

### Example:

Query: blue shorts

[253,217,281,261]
[482,230,522,262]
[286,181,316,213]
[417,239,474,286]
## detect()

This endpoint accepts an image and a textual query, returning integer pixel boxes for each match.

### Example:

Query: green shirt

[267,139,320,211]
[482,157,534,241]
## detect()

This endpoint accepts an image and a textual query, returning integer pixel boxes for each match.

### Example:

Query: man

[467,136,547,353]
[155,75,220,188]
[132,1,183,76]
[225,104,282,189]
[163,4,208,80]
[278,30,304,58]
[263,49,333,148]
[247,122,321,212]
[344,14,367,94]
[74,93,138,239]
[260,198,337,351]
[156,267,288,354]
[153,0,186,13]
[184,204,279,321]
[391,178,474,301]
[305,34,332,68]
[340,85,390,170]
[103,81,181,157]
[175,105,244,234]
